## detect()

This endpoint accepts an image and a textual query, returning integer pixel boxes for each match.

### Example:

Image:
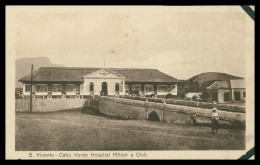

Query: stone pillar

[123,79,125,95]
[22,83,25,95]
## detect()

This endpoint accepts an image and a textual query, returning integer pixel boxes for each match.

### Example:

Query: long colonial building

[19,67,180,99]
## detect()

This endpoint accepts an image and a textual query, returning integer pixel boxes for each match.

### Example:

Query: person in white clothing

[211,108,219,134]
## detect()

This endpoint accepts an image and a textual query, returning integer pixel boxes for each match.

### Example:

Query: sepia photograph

[6,5,254,159]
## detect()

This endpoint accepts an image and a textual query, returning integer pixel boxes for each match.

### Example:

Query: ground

[224,102,246,106]
[15,109,245,151]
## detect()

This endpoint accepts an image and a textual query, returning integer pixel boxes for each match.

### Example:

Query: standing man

[211,108,219,134]
[191,113,197,126]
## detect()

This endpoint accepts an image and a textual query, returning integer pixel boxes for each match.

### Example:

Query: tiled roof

[109,68,179,83]
[206,80,231,89]
[18,67,180,83]
[230,79,245,88]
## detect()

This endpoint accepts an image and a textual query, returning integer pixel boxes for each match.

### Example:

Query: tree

[199,91,210,101]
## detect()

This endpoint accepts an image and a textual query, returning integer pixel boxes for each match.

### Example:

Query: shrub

[200,92,209,100]
[150,94,157,98]
[166,94,174,99]
[129,90,140,96]
[191,95,200,101]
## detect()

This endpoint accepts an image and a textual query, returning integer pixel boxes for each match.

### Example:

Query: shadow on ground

[193,122,245,130]
[81,107,130,120]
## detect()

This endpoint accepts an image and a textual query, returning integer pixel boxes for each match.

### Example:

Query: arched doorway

[101,82,108,95]
[89,82,94,96]
[148,111,160,122]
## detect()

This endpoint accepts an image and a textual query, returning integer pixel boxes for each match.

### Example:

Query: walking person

[211,108,219,134]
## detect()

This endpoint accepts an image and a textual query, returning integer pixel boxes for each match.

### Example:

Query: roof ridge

[19,67,180,83]
[207,80,230,89]
[39,67,100,69]
[207,81,218,89]
[39,67,157,70]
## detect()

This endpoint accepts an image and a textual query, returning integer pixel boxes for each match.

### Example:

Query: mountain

[15,57,65,88]
[184,72,244,93]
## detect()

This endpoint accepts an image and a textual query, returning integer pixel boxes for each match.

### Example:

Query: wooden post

[30,64,33,113]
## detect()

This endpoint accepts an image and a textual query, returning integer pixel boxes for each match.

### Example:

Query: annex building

[19,67,180,99]
[206,79,246,103]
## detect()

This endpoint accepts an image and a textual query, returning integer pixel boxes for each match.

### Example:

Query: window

[66,85,76,92]
[48,85,52,92]
[62,85,66,92]
[90,82,94,92]
[171,85,176,94]
[36,85,47,92]
[25,84,31,92]
[141,84,144,91]
[133,85,142,93]
[243,91,246,97]
[157,85,168,95]
[224,92,230,101]
[52,84,62,92]
[144,85,154,95]
[76,85,80,92]
[234,92,241,101]
[115,83,119,92]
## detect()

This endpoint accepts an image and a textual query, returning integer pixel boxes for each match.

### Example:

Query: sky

[14,6,248,80]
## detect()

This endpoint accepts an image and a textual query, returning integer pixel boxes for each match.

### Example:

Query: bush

[150,94,157,98]
[178,92,186,98]
[129,90,140,96]
[199,92,209,100]
[192,95,201,102]
[166,94,174,99]
[191,95,198,101]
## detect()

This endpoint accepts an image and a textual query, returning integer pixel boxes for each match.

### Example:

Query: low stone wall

[119,95,246,113]
[15,99,90,112]
[15,96,246,127]
[97,96,245,126]
[98,97,147,119]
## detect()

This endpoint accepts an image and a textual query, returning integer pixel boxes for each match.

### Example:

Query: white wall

[23,83,36,96]
[84,78,125,95]
[231,88,246,102]
[186,92,202,99]
[218,89,231,103]
[171,84,178,95]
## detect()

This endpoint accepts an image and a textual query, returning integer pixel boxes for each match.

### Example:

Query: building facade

[206,79,246,103]
[19,67,180,99]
